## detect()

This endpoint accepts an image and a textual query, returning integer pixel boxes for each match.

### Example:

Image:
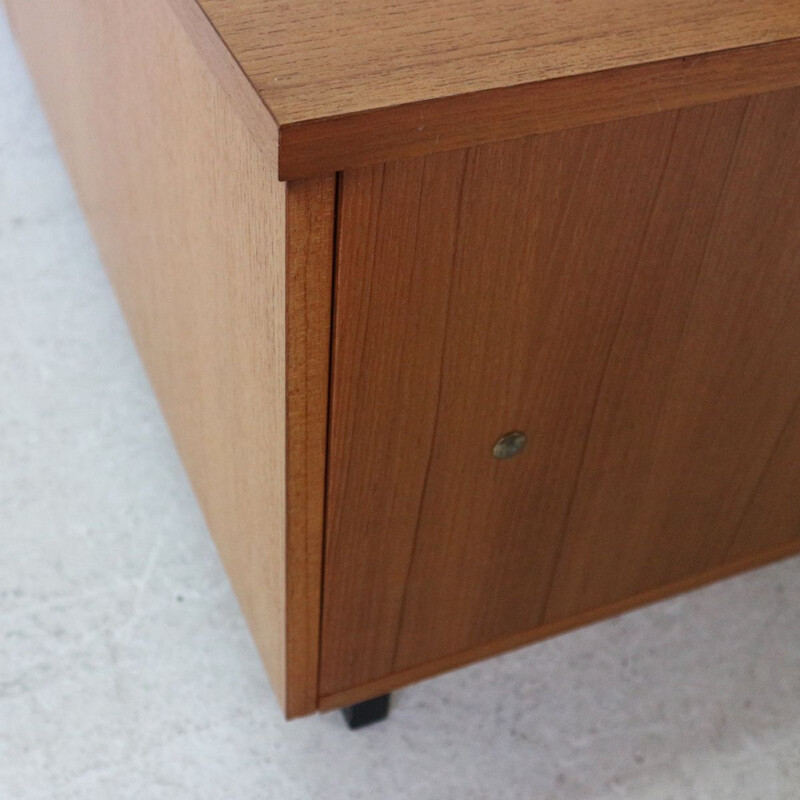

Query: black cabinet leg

[341,694,391,729]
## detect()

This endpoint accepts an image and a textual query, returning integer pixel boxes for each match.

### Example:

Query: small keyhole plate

[493,431,527,460]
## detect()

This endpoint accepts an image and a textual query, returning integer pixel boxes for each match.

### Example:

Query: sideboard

[6,0,800,724]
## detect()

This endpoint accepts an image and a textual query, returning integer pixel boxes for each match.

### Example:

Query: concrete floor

[2,12,800,799]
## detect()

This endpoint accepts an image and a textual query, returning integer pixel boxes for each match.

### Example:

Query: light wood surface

[162,0,280,166]
[543,87,800,621]
[278,39,800,180]
[194,0,800,178]
[285,177,335,718]
[319,538,800,711]
[7,0,332,717]
[198,0,800,123]
[320,87,800,697]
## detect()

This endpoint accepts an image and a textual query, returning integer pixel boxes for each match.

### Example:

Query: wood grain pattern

[543,89,800,621]
[320,87,800,697]
[7,0,333,717]
[163,0,280,166]
[285,177,335,718]
[194,0,800,178]
[724,401,800,562]
[278,39,800,179]
[319,537,800,711]
[198,0,800,124]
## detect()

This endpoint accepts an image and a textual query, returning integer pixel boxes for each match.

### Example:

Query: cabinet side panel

[7,0,292,708]
[322,87,800,698]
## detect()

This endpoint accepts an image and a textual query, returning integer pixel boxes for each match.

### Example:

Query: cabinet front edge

[278,37,800,181]
[284,175,337,717]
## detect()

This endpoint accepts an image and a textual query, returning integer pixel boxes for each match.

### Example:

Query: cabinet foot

[341,694,391,729]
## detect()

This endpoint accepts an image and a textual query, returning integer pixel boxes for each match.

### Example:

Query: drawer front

[320,87,800,699]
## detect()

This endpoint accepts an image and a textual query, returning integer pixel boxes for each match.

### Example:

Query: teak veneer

[7,0,800,718]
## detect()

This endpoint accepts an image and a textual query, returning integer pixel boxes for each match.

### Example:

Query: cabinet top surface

[198,0,798,124]
[193,0,800,178]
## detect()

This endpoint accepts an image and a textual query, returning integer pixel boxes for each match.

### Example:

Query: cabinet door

[320,87,800,700]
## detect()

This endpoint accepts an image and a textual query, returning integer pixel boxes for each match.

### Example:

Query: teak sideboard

[7,0,800,721]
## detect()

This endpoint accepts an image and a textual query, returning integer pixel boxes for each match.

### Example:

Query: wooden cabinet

[7,0,800,718]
